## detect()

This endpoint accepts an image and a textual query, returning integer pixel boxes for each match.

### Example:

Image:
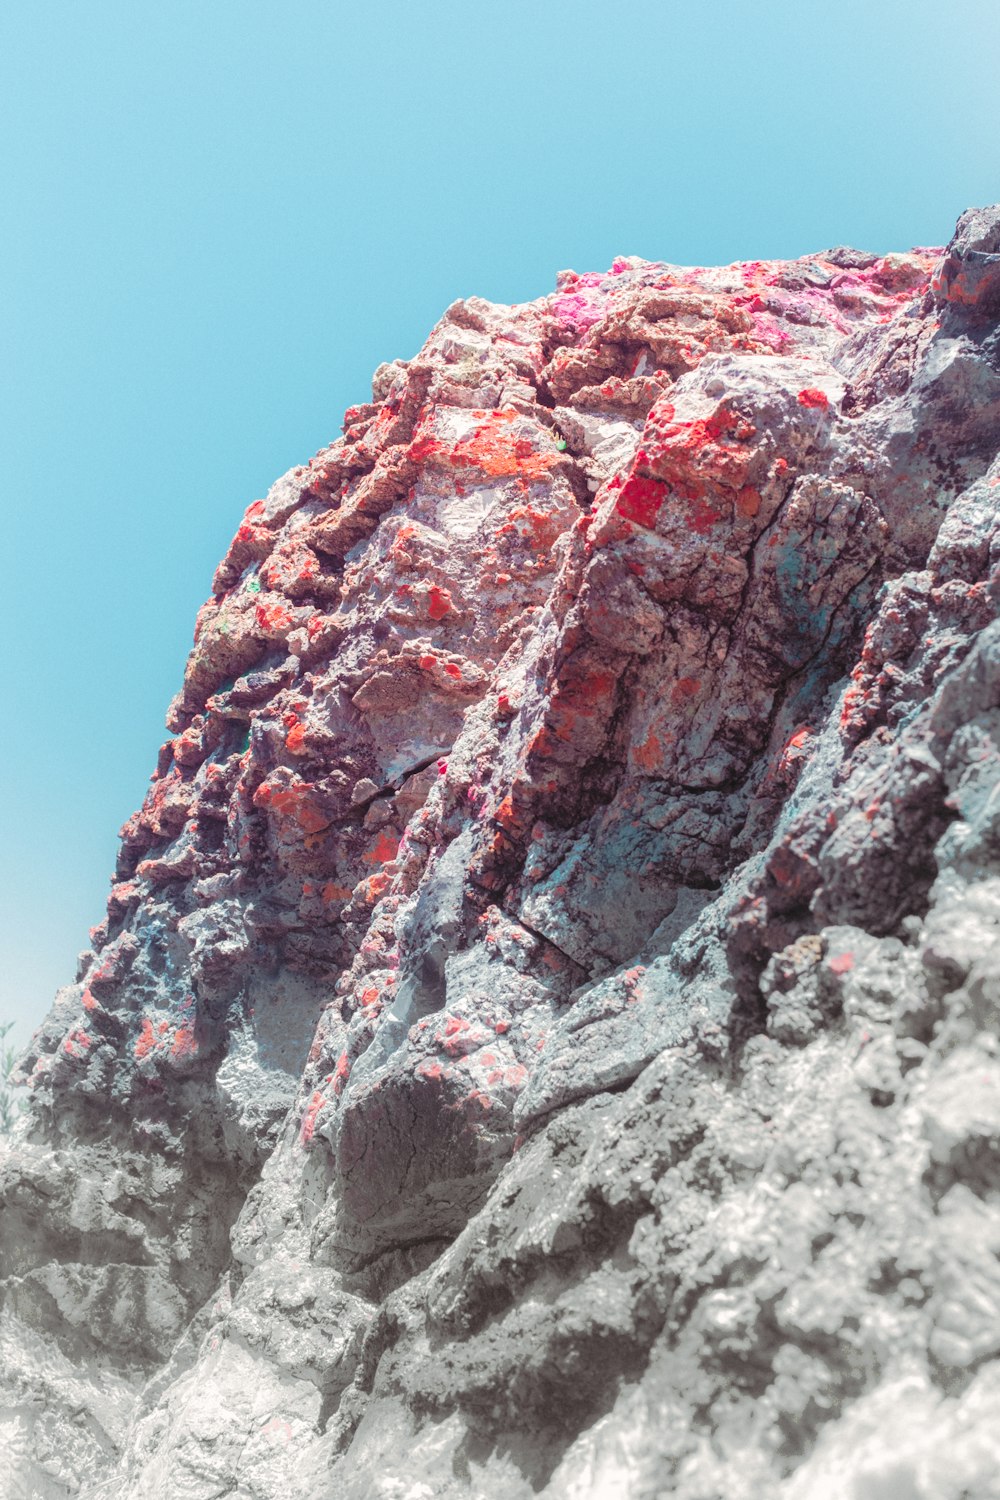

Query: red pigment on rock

[333,1052,350,1095]
[63,1029,91,1058]
[285,720,307,755]
[300,1091,325,1147]
[616,401,757,533]
[616,473,667,528]
[427,585,452,620]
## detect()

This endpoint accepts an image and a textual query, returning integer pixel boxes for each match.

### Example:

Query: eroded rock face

[3,207,1000,1498]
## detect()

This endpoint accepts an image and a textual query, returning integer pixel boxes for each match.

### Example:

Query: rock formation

[3,204,1000,1499]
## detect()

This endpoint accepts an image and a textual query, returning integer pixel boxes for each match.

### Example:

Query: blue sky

[2,0,998,1044]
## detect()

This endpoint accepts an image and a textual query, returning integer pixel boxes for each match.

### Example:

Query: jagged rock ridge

[2,205,1000,1498]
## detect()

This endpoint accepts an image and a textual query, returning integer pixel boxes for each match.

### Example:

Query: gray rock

[5,207,1000,1497]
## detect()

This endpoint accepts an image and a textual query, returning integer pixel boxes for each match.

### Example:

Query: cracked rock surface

[3,205,1000,1497]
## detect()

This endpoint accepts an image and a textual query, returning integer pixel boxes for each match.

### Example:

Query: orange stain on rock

[255,601,293,634]
[494,795,517,829]
[498,503,567,551]
[171,1026,197,1060]
[254,781,330,837]
[670,676,701,705]
[321,881,353,904]
[135,1018,156,1059]
[363,831,400,865]
[633,730,664,771]
[364,872,392,902]
[410,409,558,483]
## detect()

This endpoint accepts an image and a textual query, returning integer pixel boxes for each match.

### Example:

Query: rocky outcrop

[3,205,1000,1498]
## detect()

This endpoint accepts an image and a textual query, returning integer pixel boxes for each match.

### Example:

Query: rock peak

[5,205,1000,1499]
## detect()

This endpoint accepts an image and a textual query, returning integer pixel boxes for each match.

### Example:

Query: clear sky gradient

[2,0,999,1045]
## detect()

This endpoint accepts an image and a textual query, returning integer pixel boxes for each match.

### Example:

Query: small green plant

[1,1022,24,1135]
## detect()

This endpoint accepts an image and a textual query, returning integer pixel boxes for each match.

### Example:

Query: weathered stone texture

[3,207,1000,1498]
